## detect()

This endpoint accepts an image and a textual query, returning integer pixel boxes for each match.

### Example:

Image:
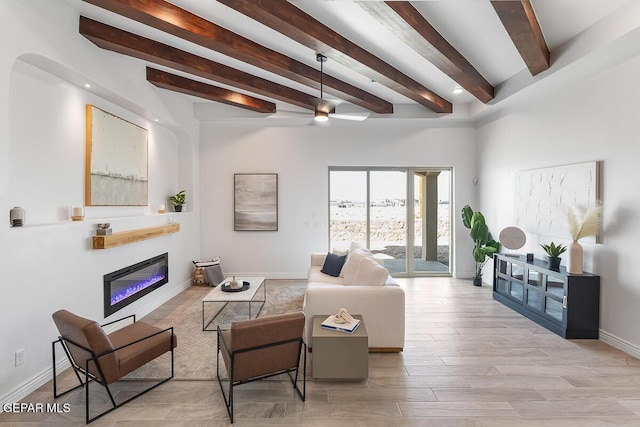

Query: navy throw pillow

[321,252,347,277]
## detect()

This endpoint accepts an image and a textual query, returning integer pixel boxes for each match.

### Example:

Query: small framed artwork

[234,173,278,231]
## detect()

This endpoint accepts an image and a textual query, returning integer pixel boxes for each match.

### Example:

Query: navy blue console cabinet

[493,253,600,339]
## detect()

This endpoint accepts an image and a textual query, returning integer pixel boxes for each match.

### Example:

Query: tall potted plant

[462,205,500,286]
[169,190,186,212]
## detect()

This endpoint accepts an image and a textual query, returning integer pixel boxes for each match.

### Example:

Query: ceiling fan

[314,53,369,122]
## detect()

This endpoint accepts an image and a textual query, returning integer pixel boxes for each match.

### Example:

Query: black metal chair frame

[52,314,175,424]
[216,325,306,423]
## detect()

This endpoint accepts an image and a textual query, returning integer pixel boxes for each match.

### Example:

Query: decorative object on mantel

[9,206,25,227]
[169,190,186,212]
[158,203,166,214]
[540,242,567,271]
[461,205,500,286]
[96,223,112,236]
[71,206,85,221]
[566,204,603,274]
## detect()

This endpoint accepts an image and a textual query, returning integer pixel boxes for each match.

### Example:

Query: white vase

[568,240,583,274]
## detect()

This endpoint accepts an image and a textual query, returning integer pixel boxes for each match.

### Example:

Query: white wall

[0,1,200,404]
[477,54,640,355]
[199,122,479,279]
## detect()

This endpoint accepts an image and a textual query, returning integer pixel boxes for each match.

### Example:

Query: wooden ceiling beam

[79,16,317,110]
[146,67,276,113]
[357,1,494,103]
[491,0,550,76]
[82,0,392,114]
[217,0,452,114]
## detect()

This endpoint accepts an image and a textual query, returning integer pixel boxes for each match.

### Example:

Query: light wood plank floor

[4,277,640,426]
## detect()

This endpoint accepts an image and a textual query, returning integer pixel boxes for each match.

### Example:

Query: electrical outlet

[15,349,25,366]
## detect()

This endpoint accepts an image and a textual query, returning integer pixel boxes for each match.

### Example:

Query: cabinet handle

[562,296,567,309]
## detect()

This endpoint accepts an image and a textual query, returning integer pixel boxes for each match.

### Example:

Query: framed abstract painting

[234,173,278,231]
[86,105,148,206]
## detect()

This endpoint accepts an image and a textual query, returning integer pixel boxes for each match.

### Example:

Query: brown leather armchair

[217,311,306,423]
[51,309,177,423]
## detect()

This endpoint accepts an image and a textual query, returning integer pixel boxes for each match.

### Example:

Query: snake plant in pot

[462,205,500,286]
[540,242,567,271]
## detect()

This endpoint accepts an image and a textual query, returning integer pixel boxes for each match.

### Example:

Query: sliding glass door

[329,167,451,277]
[369,170,408,274]
[412,170,451,275]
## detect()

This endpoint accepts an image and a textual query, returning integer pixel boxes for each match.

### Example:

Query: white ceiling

[62,0,638,123]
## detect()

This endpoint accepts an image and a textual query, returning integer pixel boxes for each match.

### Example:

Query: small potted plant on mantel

[540,242,567,271]
[169,190,186,212]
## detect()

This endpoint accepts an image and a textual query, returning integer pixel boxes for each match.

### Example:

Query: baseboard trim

[0,279,192,409]
[0,358,69,410]
[599,329,640,359]
[369,347,403,353]
[227,272,308,280]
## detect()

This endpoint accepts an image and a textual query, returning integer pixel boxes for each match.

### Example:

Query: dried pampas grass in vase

[565,204,602,274]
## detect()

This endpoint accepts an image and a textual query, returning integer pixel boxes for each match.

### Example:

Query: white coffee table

[202,276,266,331]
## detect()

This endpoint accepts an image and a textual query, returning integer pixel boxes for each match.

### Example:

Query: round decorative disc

[499,226,526,250]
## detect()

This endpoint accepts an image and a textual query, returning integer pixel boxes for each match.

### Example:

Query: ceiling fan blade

[328,112,370,121]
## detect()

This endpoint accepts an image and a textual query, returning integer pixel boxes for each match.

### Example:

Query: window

[329,167,451,277]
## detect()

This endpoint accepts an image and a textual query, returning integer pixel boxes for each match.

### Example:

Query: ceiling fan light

[314,110,329,122]
[330,113,369,121]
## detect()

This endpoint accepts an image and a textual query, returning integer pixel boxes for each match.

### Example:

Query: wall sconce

[10,206,25,227]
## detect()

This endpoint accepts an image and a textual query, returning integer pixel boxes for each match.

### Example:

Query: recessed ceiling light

[452,87,463,94]
[84,83,91,88]
[154,118,159,122]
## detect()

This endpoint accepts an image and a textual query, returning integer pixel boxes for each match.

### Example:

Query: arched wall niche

[9,53,194,223]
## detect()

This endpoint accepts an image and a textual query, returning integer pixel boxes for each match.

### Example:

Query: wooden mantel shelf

[92,223,180,249]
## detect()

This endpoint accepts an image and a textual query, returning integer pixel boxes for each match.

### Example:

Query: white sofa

[303,252,405,352]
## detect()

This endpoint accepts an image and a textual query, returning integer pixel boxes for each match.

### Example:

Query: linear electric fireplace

[104,253,169,317]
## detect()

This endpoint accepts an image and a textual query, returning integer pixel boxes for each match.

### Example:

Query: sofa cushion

[351,256,389,286]
[320,252,347,277]
[308,266,345,285]
[342,249,371,284]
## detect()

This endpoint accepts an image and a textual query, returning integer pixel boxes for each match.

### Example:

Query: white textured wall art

[515,161,600,240]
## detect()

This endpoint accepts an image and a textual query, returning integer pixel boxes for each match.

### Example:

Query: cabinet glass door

[545,297,564,322]
[546,275,564,298]
[510,263,524,281]
[496,277,509,294]
[510,282,524,301]
[497,259,509,275]
[528,270,543,289]
[527,289,543,311]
